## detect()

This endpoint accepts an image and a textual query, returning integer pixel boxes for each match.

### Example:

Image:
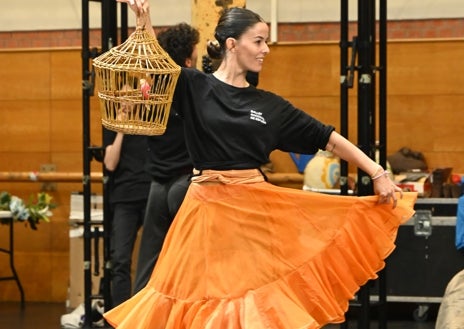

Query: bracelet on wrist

[370,166,383,178]
[371,170,390,180]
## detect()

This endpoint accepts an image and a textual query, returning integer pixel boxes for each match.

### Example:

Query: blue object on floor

[289,152,314,173]
[455,195,464,250]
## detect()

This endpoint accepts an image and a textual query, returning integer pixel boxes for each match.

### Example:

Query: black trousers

[133,174,190,294]
[110,200,145,308]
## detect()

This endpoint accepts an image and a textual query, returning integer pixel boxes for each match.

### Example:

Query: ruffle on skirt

[105,170,417,329]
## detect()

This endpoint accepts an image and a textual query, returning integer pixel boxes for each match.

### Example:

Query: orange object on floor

[105,169,417,329]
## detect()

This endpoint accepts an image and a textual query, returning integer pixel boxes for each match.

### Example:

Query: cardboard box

[67,227,142,309]
[395,173,432,197]
[67,227,104,309]
[67,192,142,309]
[69,192,104,224]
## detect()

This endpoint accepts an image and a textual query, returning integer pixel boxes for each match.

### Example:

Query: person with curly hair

[103,92,151,307]
[132,22,199,294]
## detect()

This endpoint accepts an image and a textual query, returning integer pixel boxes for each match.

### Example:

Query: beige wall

[1,38,463,302]
[1,0,462,32]
[260,40,464,176]
[0,48,102,303]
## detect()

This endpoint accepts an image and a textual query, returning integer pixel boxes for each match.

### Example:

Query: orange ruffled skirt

[104,169,417,329]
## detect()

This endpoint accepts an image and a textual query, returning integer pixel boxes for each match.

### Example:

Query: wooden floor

[0,302,69,329]
[0,301,437,329]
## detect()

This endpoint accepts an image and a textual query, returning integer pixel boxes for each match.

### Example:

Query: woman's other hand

[372,168,403,208]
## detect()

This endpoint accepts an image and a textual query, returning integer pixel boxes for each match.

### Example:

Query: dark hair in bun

[206,7,264,60]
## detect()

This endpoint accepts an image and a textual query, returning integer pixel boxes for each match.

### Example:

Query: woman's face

[233,22,270,73]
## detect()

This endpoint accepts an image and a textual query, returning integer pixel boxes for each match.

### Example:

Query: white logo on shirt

[250,110,267,125]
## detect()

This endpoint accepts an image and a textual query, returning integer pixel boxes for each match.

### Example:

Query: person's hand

[372,169,403,208]
[116,106,129,120]
[117,0,153,32]
[116,0,149,16]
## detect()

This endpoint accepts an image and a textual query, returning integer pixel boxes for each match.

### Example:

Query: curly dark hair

[157,23,200,67]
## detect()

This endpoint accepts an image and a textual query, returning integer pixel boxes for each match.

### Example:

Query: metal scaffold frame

[340,0,388,328]
[81,0,128,327]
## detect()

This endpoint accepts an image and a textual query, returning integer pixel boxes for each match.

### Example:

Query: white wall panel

[0,0,191,31]
[0,0,462,32]
[248,0,464,22]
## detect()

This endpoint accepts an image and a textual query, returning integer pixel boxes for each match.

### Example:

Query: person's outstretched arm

[325,131,403,207]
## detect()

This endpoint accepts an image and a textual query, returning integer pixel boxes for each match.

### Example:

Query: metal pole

[81,0,93,326]
[379,0,388,169]
[356,0,375,197]
[356,0,376,327]
[378,1,389,328]
[101,0,119,314]
[101,0,118,51]
[340,0,350,197]
[120,3,129,42]
[82,1,119,326]
[340,1,389,328]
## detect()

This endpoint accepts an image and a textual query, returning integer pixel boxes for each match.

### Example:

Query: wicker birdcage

[93,26,181,136]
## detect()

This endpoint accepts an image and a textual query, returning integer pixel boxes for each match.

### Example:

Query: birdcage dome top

[93,26,180,74]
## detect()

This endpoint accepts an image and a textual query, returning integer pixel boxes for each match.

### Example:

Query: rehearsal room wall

[0,1,463,303]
